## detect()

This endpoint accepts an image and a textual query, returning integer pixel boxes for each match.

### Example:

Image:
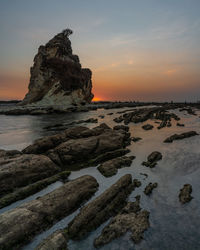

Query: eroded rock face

[21,29,93,106]
[94,196,150,247]
[179,184,193,204]
[0,152,60,197]
[68,174,134,240]
[0,175,98,249]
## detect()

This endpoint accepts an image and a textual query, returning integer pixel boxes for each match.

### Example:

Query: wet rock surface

[164,131,198,143]
[68,174,134,240]
[0,175,98,249]
[97,155,135,177]
[144,183,158,195]
[142,151,162,168]
[94,195,150,247]
[179,184,193,204]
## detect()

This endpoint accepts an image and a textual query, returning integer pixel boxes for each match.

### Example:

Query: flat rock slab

[94,196,150,247]
[179,184,193,204]
[164,131,198,143]
[0,175,98,249]
[98,155,135,177]
[68,174,134,240]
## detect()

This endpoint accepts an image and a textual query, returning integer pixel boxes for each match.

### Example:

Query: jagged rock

[21,29,93,106]
[164,131,198,143]
[97,155,135,177]
[0,152,60,197]
[144,182,158,195]
[36,230,68,250]
[0,175,98,249]
[142,124,154,130]
[179,184,193,204]
[142,151,162,168]
[68,174,135,240]
[94,196,150,247]
[107,112,113,115]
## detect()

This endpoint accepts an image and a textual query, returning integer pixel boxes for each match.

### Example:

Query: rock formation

[21,29,93,106]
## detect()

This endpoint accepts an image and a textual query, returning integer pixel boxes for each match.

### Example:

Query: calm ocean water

[1,105,200,250]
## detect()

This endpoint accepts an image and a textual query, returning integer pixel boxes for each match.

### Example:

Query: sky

[0,0,200,102]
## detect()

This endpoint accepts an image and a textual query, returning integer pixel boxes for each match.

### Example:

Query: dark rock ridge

[179,184,193,203]
[164,131,198,143]
[142,151,162,168]
[94,195,150,247]
[21,29,93,106]
[68,174,136,240]
[97,155,135,177]
[0,175,98,249]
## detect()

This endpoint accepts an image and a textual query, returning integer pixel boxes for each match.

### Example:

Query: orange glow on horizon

[92,96,104,102]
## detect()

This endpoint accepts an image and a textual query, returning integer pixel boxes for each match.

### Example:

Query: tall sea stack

[21,29,93,106]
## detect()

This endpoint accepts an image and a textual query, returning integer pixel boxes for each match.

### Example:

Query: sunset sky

[0,0,200,101]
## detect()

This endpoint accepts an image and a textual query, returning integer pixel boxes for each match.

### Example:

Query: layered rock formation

[21,29,93,106]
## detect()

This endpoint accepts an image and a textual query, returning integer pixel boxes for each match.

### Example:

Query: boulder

[98,155,135,177]
[179,184,193,204]
[142,151,162,168]
[142,124,154,130]
[144,182,158,195]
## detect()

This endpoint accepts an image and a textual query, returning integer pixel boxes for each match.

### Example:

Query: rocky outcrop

[179,184,193,203]
[36,230,68,250]
[164,131,198,143]
[0,175,98,249]
[0,151,60,197]
[21,29,93,106]
[142,151,162,168]
[23,124,131,169]
[97,155,135,177]
[68,175,134,240]
[94,196,150,247]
